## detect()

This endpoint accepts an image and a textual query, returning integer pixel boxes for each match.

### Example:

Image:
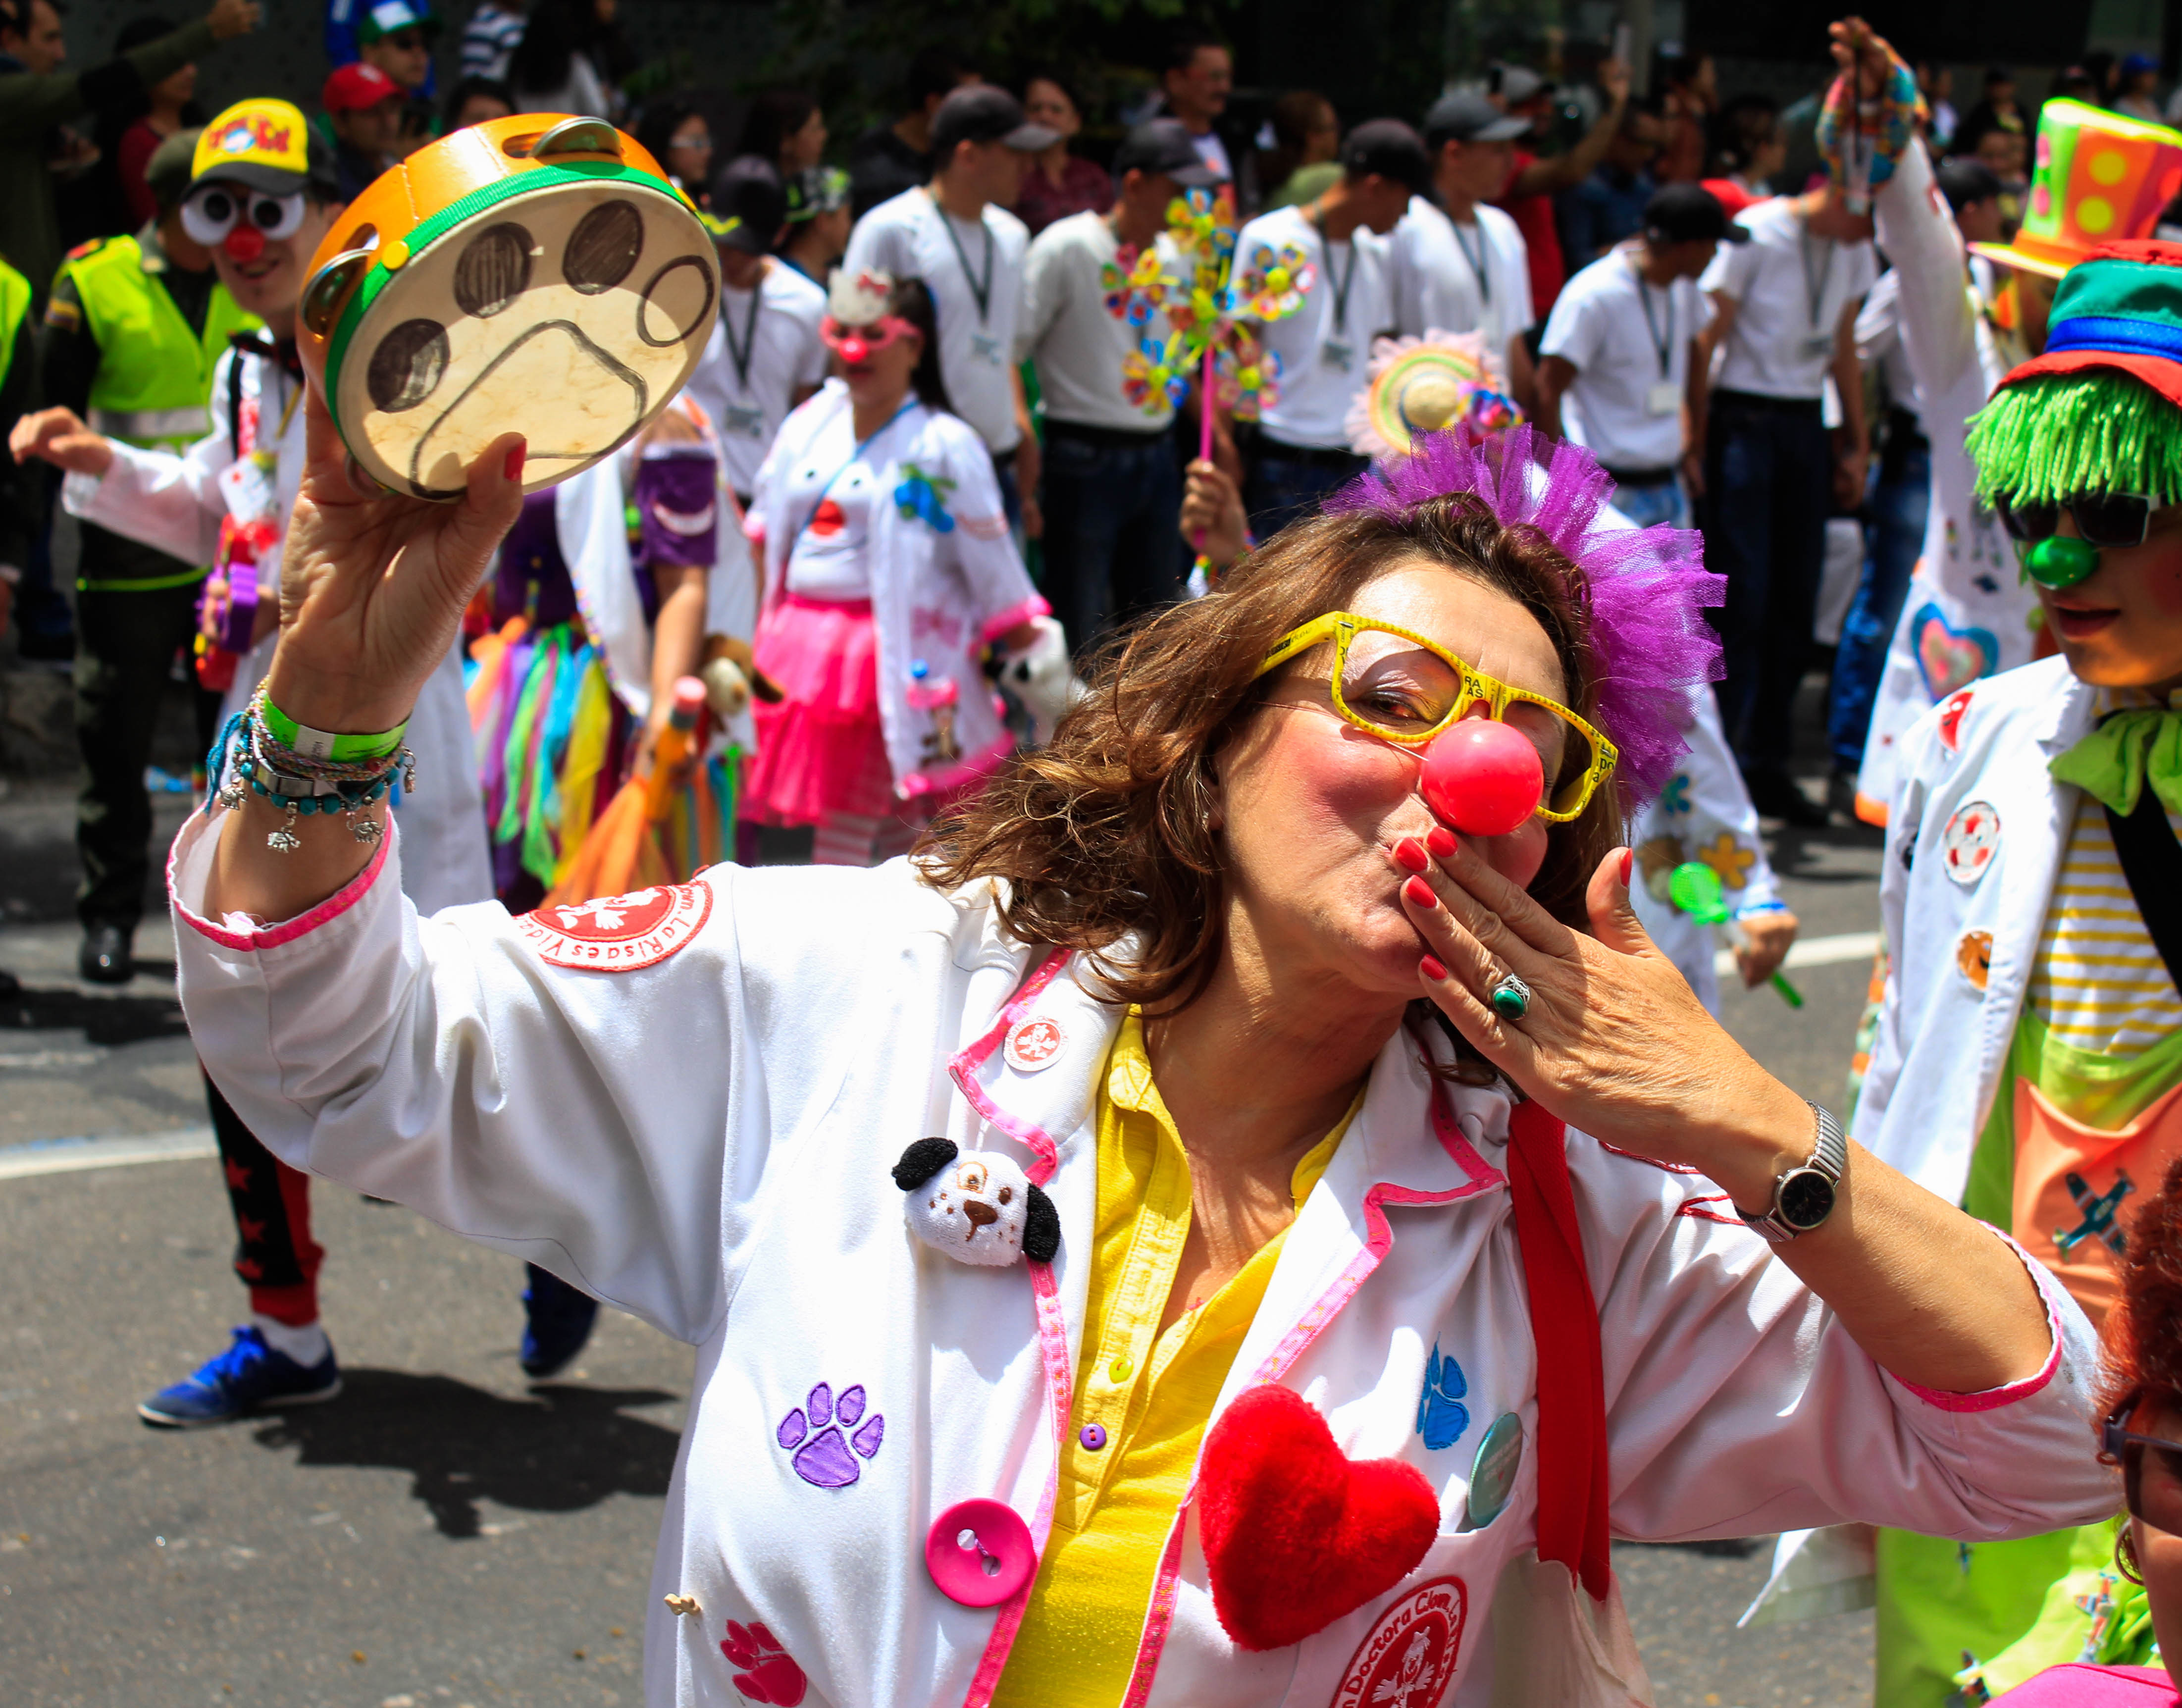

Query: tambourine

[298,114,720,501]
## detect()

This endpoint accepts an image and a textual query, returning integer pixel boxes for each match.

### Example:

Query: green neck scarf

[2049,705,2182,817]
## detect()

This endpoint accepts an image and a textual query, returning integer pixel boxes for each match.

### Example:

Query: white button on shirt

[843,188,1029,455]
[1540,248,1712,470]
[1234,203,1394,452]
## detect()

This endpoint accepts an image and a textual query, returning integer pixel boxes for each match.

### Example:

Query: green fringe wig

[1969,369,2182,506]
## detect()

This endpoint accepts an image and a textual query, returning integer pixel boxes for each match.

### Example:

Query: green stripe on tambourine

[323,158,693,480]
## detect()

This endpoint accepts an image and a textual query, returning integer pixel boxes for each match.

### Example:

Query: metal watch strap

[1739,1099,1847,1243]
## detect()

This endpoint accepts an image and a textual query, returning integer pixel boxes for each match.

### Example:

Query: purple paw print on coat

[777,1382,885,1488]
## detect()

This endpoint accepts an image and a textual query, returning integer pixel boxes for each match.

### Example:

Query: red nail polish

[503,444,526,481]
[1394,837,1429,873]
[1426,827,1458,859]
[1620,847,1634,887]
[1420,955,1448,982]
[1403,875,1438,909]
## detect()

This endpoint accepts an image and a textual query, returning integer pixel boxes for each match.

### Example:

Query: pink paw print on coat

[722,1619,807,1705]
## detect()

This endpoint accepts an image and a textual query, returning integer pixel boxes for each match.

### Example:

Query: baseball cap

[1111,117,1220,188]
[783,164,850,224]
[704,156,788,256]
[191,99,340,197]
[323,61,403,114]
[357,0,440,42]
[1423,91,1531,149]
[929,86,1059,161]
[1643,182,1747,245]
[144,127,201,214]
[1339,118,1432,194]
[1491,64,1554,106]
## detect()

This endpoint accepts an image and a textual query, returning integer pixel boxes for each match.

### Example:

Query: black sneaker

[78,923,134,984]
[1745,771,1829,828]
[520,1265,599,1379]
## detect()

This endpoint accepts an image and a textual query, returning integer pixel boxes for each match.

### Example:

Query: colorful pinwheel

[1213,327,1283,421]
[1233,243,1315,319]
[1099,245,1170,329]
[1122,334,1194,412]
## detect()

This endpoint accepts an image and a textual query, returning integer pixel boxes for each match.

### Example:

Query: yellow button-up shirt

[990,1014,1354,1707]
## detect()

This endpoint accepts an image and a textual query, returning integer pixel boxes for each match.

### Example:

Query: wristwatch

[1738,1100,1847,1242]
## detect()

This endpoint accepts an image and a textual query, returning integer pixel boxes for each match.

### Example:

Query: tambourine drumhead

[304,116,718,500]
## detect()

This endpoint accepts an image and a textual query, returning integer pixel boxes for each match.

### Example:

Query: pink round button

[926,1499,1035,1607]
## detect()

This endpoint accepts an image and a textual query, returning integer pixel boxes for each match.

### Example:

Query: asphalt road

[0,774,1886,1708]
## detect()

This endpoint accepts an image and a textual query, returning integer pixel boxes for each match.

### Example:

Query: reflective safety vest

[60,235,259,452]
[0,256,28,391]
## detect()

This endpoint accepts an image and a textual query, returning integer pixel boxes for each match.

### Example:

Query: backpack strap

[1506,1096,1612,1601]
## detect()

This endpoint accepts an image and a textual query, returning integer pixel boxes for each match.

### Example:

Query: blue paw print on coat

[1416,1342,1469,1450]
[778,1381,885,1488]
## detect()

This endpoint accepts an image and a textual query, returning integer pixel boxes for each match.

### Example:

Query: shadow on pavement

[0,980,187,1045]
[249,1370,682,1537]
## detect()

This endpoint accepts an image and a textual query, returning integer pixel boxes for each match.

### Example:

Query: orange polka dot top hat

[1970,98,2182,278]
[295,113,720,500]
[1966,241,2182,589]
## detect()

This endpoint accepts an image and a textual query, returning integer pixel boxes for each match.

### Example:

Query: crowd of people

[8,5,2182,1706]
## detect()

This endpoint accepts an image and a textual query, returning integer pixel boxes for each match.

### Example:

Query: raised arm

[1507,59,1632,198]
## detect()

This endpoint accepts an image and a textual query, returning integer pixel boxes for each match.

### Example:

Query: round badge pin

[1459,1411,1523,1532]
[1940,800,2001,887]
[1956,929,1994,992]
[1004,1016,1065,1074]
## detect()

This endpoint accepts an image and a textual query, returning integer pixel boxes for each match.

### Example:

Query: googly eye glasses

[1252,611,1619,823]
[180,184,307,248]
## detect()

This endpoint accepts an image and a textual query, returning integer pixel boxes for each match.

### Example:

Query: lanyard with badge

[935,195,1005,368]
[1453,219,1492,308]
[1312,207,1360,372]
[718,279,768,441]
[1799,226,1838,361]
[1631,255,1679,417]
[796,399,918,540]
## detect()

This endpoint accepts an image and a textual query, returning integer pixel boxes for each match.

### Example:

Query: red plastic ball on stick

[1419,720,1544,837]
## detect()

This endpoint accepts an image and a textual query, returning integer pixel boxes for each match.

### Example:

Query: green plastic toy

[1668,862,1803,1007]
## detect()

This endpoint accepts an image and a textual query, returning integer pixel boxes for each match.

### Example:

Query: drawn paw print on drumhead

[345,190,715,497]
[777,1381,884,1489]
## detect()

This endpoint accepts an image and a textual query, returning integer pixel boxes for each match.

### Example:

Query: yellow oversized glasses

[1252,612,1619,823]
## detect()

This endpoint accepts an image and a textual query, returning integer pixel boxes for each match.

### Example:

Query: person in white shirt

[1236,119,1428,536]
[841,84,1056,534]
[1018,119,1215,650]
[1691,178,1876,825]
[1537,183,1734,531]
[1395,89,1538,412]
[686,158,827,506]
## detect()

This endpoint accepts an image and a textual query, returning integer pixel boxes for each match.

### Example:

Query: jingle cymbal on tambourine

[297,113,719,500]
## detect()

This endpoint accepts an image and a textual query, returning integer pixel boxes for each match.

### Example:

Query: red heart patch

[1199,1384,1440,1652]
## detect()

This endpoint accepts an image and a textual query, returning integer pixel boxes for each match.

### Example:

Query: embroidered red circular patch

[1328,1576,1466,1708]
[517,881,712,971]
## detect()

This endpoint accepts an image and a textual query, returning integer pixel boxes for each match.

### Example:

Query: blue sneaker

[520,1264,599,1379]
[138,1326,342,1427]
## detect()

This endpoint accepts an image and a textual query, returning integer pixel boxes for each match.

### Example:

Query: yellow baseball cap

[191,99,337,197]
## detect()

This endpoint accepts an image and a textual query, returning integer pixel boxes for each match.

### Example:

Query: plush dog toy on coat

[892,1139,1060,1267]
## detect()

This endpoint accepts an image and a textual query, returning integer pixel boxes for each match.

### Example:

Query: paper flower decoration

[1346,331,1523,462]
[1234,243,1315,319]
[1100,245,1169,329]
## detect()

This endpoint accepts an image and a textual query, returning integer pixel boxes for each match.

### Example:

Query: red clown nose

[1419,720,1543,837]
[224,223,266,264]
[837,335,869,365]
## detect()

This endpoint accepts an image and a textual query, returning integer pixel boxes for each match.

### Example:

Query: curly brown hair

[919,491,1628,1012]
[2097,1153,2182,1441]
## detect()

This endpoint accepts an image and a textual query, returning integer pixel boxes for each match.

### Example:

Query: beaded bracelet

[208,693,415,853]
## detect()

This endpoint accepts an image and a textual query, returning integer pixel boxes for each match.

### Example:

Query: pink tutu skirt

[747,594,895,825]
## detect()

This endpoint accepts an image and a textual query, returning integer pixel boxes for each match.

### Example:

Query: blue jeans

[1244,442,1369,540]
[1826,433,1930,773]
[1611,477,1691,531]
[1700,393,1832,779]
[1038,424,1185,652]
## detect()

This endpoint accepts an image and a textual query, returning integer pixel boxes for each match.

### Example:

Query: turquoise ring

[1489,973,1532,1022]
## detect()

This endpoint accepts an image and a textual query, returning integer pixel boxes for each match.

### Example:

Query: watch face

[1778,1168,1837,1231]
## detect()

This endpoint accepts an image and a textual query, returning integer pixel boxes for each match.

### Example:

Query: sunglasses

[1994,490,2157,589]
[821,316,916,360]
[180,184,306,247]
[1252,612,1618,822]
[2104,1395,2182,1535]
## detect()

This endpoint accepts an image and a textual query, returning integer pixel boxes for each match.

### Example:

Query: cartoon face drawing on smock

[298,114,718,500]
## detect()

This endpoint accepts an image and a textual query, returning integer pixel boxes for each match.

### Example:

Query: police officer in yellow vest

[0,252,34,633]
[40,128,258,983]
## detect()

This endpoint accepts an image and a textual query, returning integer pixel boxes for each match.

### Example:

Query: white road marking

[0,1126,216,1182]
[1715,930,1882,980]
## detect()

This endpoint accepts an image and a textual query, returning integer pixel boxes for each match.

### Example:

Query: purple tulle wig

[1323,424,1724,807]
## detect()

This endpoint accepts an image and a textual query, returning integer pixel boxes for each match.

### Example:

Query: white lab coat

[1854,654,2099,1203]
[1627,682,1784,1014]
[168,819,2113,1708]
[1852,141,2038,825]
[65,344,492,915]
